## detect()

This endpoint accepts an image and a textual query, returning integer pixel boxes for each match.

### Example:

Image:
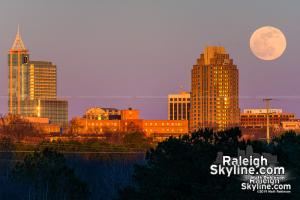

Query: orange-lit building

[24,116,61,134]
[240,109,295,128]
[73,108,189,139]
[190,46,240,131]
[0,115,60,134]
[143,120,188,141]
[240,109,296,141]
[168,91,190,121]
[84,107,121,120]
[281,119,300,132]
[121,108,140,120]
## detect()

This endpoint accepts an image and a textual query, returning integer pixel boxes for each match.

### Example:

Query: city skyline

[0,0,299,120]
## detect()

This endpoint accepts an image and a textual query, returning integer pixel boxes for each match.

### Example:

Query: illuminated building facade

[29,61,57,100]
[281,119,300,131]
[8,27,68,126]
[0,115,60,134]
[190,46,240,131]
[22,99,68,126]
[168,91,190,120]
[83,107,120,120]
[84,107,121,120]
[240,109,296,140]
[73,108,189,139]
[241,109,295,128]
[121,108,140,120]
[23,116,61,134]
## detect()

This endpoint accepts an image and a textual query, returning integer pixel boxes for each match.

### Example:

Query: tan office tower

[190,46,240,131]
[168,91,190,120]
[29,61,57,100]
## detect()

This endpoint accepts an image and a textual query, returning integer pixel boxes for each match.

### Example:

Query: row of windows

[241,115,294,118]
[144,122,183,126]
[145,128,184,133]
[88,122,119,126]
[169,98,190,101]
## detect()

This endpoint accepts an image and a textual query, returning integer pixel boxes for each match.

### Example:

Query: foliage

[34,139,149,153]
[68,117,84,135]
[0,137,15,180]
[0,114,41,141]
[118,128,300,200]
[0,137,15,152]
[12,148,90,200]
[104,132,123,144]
[122,132,151,149]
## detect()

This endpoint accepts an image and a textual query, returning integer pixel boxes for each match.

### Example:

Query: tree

[0,137,15,179]
[0,114,41,141]
[0,137,15,152]
[117,128,300,200]
[12,148,90,200]
[122,131,151,149]
[104,131,123,144]
[68,117,84,135]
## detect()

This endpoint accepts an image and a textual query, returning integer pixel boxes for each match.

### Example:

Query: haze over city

[0,0,299,119]
[0,1,300,199]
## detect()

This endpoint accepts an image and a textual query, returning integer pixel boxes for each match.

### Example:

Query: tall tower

[8,27,68,126]
[8,26,30,114]
[190,46,240,131]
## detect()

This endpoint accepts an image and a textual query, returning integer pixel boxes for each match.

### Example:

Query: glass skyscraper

[8,26,30,114]
[8,27,68,126]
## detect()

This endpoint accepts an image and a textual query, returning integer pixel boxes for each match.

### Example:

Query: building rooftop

[11,25,27,51]
[203,46,226,65]
[168,91,190,97]
[243,109,283,114]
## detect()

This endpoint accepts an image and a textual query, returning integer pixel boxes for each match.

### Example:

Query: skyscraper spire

[17,24,20,36]
[11,25,27,50]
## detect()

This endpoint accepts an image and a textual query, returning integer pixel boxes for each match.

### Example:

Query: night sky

[0,0,299,119]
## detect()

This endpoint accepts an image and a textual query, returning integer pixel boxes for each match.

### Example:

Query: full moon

[250,26,287,60]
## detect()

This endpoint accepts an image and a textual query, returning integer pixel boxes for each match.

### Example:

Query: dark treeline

[0,147,144,200]
[0,114,154,154]
[1,128,300,199]
[117,128,300,200]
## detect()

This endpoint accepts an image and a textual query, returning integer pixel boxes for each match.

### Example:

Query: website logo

[210,145,291,193]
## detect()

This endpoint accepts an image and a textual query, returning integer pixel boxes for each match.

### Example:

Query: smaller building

[168,91,190,120]
[24,116,49,124]
[281,119,300,131]
[72,108,189,139]
[121,108,139,120]
[241,108,296,141]
[22,116,60,134]
[241,109,295,128]
[143,120,189,141]
[23,99,68,126]
[84,107,121,120]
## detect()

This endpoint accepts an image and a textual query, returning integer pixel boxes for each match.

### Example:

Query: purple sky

[0,0,299,120]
